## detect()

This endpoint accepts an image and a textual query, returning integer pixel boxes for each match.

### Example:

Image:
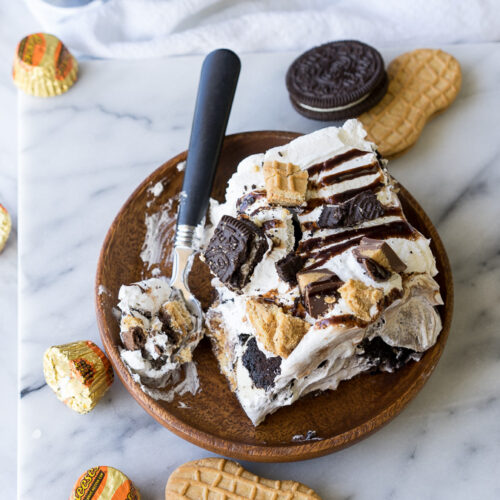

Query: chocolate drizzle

[307,149,368,177]
[237,190,266,214]
[309,162,379,190]
[304,177,384,213]
[301,221,416,271]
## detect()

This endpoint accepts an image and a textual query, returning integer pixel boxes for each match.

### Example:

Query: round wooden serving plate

[96,131,453,462]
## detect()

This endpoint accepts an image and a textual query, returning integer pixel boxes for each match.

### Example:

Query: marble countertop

[2,7,499,500]
[0,3,40,499]
[16,42,500,499]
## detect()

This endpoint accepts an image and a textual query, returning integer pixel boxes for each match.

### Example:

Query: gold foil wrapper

[13,33,78,97]
[70,466,141,500]
[0,204,11,253]
[43,341,113,414]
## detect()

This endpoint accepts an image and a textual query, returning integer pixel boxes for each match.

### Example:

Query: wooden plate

[95,131,453,462]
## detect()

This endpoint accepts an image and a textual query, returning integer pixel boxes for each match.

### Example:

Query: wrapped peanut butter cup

[0,204,11,253]
[13,33,78,97]
[70,466,141,500]
[43,341,113,414]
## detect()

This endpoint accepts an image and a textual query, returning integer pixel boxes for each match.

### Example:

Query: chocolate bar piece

[354,237,407,273]
[297,269,343,318]
[275,252,305,284]
[205,215,268,291]
[318,191,384,228]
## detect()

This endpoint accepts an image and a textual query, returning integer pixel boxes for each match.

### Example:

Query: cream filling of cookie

[117,277,202,395]
[203,120,443,425]
[296,91,371,113]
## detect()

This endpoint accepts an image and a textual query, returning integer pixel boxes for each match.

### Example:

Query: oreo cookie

[242,337,281,390]
[286,40,388,121]
[318,190,384,229]
[204,215,268,291]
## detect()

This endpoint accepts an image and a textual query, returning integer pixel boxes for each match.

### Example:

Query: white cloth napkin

[26,0,500,59]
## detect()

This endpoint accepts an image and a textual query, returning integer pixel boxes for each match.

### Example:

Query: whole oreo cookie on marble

[286,40,388,121]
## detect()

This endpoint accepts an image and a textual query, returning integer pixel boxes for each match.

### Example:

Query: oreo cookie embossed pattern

[286,40,388,121]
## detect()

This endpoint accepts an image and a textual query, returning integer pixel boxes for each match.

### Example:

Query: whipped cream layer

[204,120,443,425]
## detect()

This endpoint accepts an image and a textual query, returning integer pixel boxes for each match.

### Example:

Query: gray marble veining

[18,45,500,499]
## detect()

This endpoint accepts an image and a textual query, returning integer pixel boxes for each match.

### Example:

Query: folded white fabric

[26,0,500,59]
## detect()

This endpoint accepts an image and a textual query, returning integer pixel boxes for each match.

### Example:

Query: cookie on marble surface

[0,204,11,253]
[286,40,388,121]
[359,49,461,158]
[165,457,321,499]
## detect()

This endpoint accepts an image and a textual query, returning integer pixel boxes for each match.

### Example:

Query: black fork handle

[176,49,241,228]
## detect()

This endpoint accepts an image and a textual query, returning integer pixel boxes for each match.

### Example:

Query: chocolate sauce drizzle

[309,161,380,190]
[237,190,266,214]
[306,149,368,177]
[304,177,385,213]
[300,220,416,271]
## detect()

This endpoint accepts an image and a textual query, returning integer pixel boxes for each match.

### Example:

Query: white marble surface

[0,3,40,498]
[17,44,500,499]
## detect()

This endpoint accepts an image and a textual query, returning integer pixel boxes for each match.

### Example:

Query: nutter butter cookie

[359,49,461,157]
[70,466,140,499]
[286,40,388,121]
[165,458,320,499]
[13,33,78,97]
[43,341,113,414]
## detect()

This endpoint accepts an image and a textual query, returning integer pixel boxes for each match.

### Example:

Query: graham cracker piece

[165,457,321,500]
[339,279,383,322]
[359,49,461,158]
[263,160,308,206]
[161,299,193,337]
[245,298,309,358]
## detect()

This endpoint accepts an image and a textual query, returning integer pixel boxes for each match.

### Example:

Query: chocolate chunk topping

[318,191,384,229]
[303,273,343,318]
[275,253,305,284]
[354,237,407,273]
[205,215,268,291]
[242,337,281,390]
[121,326,146,351]
[360,336,418,372]
[357,256,392,282]
[297,268,335,294]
